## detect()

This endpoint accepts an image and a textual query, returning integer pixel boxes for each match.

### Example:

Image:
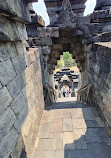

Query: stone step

[45,101,90,110]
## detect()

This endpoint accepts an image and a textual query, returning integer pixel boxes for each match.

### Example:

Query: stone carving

[95,0,111,10]
[44,0,87,26]
[54,0,77,29]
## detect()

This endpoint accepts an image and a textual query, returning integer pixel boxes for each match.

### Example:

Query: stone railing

[77,84,91,103]
[43,83,57,106]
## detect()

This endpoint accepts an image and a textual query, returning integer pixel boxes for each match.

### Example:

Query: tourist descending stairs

[31,101,111,158]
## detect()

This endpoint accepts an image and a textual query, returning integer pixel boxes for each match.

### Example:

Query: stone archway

[27,0,111,137]
[35,0,90,91]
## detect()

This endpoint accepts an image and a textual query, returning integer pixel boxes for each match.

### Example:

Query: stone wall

[0,1,44,158]
[0,42,44,158]
[87,43,111,136]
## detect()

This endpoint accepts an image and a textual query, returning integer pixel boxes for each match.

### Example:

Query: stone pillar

[44,1,60,26]
[95,0,111,10]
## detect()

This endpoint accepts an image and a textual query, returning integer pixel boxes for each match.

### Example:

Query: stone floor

[31,102,111,158]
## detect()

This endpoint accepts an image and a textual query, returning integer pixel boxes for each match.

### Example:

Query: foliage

[57,52,77,68]
[57,57,62,68]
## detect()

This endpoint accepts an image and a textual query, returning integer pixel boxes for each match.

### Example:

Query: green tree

[57,56,62,68]
[57,52,77,68]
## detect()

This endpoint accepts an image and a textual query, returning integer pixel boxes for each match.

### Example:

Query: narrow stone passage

[31,102,111,158]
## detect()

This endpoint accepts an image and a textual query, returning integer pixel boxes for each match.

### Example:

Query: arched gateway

[0,0,111,157]
[27,0,111,139]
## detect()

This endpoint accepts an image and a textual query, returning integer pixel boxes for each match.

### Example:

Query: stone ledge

[0,15,28,42]
[37,27,59,37]
[91,10,111,23]
[95,42,111,49]
[0,0,31,22]
[27,0,38,2]
[34,37,52,46]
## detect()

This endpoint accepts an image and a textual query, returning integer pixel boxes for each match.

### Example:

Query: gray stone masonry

[88,42,111,137]
[0,1,45,158]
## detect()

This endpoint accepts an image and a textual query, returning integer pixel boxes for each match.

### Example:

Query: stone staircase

[45,101,89,110]
[31,101,111,158]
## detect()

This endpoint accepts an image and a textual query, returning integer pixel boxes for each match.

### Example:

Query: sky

[33,0,96,26]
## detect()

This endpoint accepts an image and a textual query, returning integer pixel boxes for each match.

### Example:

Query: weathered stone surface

[32,107,111,157]
[56,151,64,158]
[75,136,87,149]
[0,87,12,114]
[86,120,99,128]
[0,0,30,22]
[54,109,63,119]
[0,15,19,41]
[41,110,54,124]
[37,139,54,151]
[65,149,86,158]
[11,92,27,115]
[33,59,40,72]
[0,43,10,61]
[95,117,104,127]
[31,150,44,158]
[22,67,32,85]
[44,0,86,26]
[38,122,51,138]
[25,48,37,67]
[71,108,84,119]
[0,1,46,158]
[63,132,75,150]
[41,46,50,55]
[72,119,87,129]
[37,27,59,37]
[95,0,111,10]
[54,0,77,29]
[11,134,24,158]
[91,10,111,23]
[7,42,17,58]
[44,151,56,158]
[14,105,28,132]
[63,109,71,118]
[15,42,26,55]
[27,0,38,3]
[73,129,87,149]
[53,133,63,150]
[85,128,109,143]
[51,119,63,133]
[7,74,25,99]
[34,37,52,46]
[0,107,16,143]
[0,59,16,85]
[0,82,2,88]
[63,118,73,132]
[0,128,18,158]
[12,55,26,74]
[88,43,111,136]
[77,16,90,25]
[16,23,28,41]
[83,108,95,120]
